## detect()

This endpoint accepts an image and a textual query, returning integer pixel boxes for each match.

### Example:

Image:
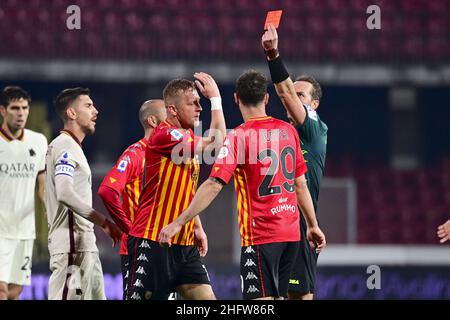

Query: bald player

[98,99,167,299]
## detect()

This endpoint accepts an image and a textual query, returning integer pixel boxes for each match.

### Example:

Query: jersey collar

[138,139,147,148]
[60,129,82,148]
[0,126,24,141]
[247,116,272,122]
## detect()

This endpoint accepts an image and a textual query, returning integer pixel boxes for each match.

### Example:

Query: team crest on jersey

[170,129,184,141]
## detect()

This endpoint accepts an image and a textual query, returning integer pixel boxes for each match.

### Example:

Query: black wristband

[267,56,290,84]
[264,48,279,60]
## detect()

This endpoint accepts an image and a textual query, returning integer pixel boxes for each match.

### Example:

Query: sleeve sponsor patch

[60,151,70,164]
[217,146,229,159]
[116,159,128,173]
[170,129,184,141]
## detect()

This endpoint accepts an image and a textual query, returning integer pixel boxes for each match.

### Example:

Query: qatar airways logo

[0,163,36,178]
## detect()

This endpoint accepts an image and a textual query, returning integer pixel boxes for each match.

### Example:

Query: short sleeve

[294,130,308,178]
[209,131,239,184]
[38,134,48,173]
[296,105,322,142]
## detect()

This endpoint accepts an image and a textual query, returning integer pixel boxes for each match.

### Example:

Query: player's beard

[82,124,96,136]
[7,120,25,134]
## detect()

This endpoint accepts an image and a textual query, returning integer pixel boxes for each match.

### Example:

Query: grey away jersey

[45,131,97,255]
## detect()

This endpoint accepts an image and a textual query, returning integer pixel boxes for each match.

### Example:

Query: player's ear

[0,105,5,117]
[264,93,269,106]
[312,99,320,109]
[167,104,177,116]
[234,93,239,105]
[66,107,77,120]
[147,115,157,128]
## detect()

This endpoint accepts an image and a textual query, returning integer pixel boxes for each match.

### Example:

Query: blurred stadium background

[1,0,450,299]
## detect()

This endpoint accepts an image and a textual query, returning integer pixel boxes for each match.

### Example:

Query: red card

[264,10,283,30]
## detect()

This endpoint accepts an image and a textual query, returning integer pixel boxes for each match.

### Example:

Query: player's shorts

[48,251,106,300]
[288,213,319,295]
[126,236,211,300]
[0,238,33,286]
[121,254,129,300]
[240,241,299,300]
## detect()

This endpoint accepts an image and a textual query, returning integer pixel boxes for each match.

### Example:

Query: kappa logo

[136,266,147,275]
[124,270,129,279]
[244,259,256,267]
[247,285,260,293]
[137,253,149,262]
[139,241,151,249]
[244,246,255,254]
[134,279,144,288]
[245,272,258,280]
[130,292,141,300]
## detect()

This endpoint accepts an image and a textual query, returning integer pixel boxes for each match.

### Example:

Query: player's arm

[55,174,121,245]
[193,215,208,257]
[55,174,107,225]
[159,177,225,247]
[295,174,326,252]
[53,150,122,245]
[98,184,131,234]
[98,154,135,234]
[36,171,45,203]
[194,72,226,151]
[262,25,307,125]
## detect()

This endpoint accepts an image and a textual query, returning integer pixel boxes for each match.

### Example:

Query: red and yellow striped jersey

[99,139,146,255]
[130,121,201,245]
[210,116,307,246]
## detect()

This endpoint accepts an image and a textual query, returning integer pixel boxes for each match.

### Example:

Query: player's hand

[437,219,450,243]
[102,219,122,247]
[158,221,182,248]
[194,72,221,100]
[194,225,208,257]
[262,25,278,52]
[307,226,326,253]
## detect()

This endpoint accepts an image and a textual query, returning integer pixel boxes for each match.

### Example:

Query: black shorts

[120,255,129,300]
[126,236,210,300]
[288,213,319,295]
[240,241,299,300]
